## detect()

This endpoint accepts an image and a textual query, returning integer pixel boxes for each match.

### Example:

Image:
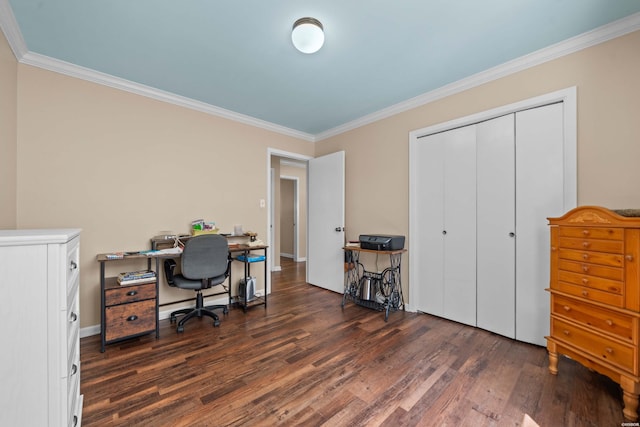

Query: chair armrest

[164,259,177,286]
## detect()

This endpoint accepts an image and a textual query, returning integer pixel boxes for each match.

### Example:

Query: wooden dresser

[547,206,640,421]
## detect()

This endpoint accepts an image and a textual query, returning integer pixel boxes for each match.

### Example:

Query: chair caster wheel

[170,315,176,323]
[213,320,220,327]
[177,326,184,333]
[223,307,229,315]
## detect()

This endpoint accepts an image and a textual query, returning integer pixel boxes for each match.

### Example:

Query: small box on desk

[236,254,266,263]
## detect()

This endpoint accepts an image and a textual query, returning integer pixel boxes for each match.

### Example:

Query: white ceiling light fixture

[291,17,324,54]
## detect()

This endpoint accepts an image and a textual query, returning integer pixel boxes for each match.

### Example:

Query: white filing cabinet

[0,229,83,426]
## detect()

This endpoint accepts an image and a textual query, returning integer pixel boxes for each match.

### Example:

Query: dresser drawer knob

[69,260,78,270]
[605,347,613,354]
[563,330,570,336]
[69,312,78,322]
[563,305,571,312]
[582,290,589,297]
[71,364,78,375]
[582,265,589,272]
[606,319,614,326]
[582,278,589,284]
[582,254,589,260]
[626,255,634,262]
[582,242,590,248]
[126,290,138,297]
[127,315,138,322]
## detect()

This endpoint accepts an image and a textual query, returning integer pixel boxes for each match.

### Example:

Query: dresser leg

[620,377,640,421]
[547,342,558,375]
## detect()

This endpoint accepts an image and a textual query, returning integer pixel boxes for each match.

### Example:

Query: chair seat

[172,273,227,290]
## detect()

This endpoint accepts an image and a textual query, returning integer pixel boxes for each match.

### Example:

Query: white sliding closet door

[414,133,445,316]
[442,125,477,326]
[476,114,516,338]
[515,103,565,345]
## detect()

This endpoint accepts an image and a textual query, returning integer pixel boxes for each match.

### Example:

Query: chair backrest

[180,235,229,280]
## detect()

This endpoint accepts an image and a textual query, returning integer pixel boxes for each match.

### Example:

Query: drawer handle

[582,278,589,284]
[69,312,78,322]
[627,255,634,262]
[127,315,138,322]
[127,290,138,296]
[605,347,613,354]
[606,319,614,326]
[582,254,589,260]
[582,242,590,248]
[563,330,570,336]
[563,305,571,312]
[582,230,589,235]
[69,260,78,270]
[582,290,589,297]
[551,246,557,251]
[71,364,78,375]
[73,415,78,427]
[582,265,589,273]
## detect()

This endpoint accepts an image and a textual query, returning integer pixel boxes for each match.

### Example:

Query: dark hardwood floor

[81,258,626,426]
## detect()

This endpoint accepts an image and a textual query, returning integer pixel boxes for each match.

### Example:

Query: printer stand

[342,246,406,321]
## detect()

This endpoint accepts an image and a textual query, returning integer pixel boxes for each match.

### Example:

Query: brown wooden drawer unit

[102,277,158,348]
[547,206,640,421]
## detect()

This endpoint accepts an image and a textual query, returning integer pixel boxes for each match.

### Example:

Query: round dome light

[291,17,324,54]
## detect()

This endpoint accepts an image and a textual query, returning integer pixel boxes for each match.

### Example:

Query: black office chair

[163,234,231,332]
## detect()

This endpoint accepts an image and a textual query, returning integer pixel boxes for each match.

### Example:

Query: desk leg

[154,257,160,339]
[100,261,106,353]
[264,247,268,308]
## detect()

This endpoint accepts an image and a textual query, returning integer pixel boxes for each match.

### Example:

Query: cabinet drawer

[558,237,624,254]
[551,317,635,373]
[105,282,156,306]
[558,248,624,268]
[557,270,623,295]
[558,259,623,281]
[105,299,156,341]
[554,280,624,308]
[559,227,623,240]
[551,294,636,342]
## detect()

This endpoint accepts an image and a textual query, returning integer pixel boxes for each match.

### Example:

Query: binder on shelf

[117,270,156,286]
[236,254,265,263]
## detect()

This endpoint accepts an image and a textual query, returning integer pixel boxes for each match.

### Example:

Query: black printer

[359,234,405,251]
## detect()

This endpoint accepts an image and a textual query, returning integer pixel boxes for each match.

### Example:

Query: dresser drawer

[558,248,624,268]
[558,237,624,254]
[559,227,623,240]
[558,259,623,281]
[551,317,636,373]
[105,299,156,341]
[557,270,623,295]
[554,280,624,307]
[551,294,635,342]
[105,282,156,306]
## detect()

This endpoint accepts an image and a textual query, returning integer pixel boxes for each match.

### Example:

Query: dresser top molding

[549,206,640,227]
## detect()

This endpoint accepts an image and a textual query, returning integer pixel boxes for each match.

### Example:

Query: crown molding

[19,52,316,142]
[0,0,27,59]
[315,12,640,141]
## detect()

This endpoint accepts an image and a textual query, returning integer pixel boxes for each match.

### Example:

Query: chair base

[170,290,228,332]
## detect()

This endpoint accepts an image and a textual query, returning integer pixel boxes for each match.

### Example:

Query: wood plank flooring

[81,258,627,426]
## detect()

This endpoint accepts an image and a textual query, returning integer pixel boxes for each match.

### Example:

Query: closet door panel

[476,114,516,338]
[515,103,565,346]
[414,134,445,316]
[443,125,477,326]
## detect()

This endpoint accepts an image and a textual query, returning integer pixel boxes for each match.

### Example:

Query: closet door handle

[442,230,447,235]
[509,232,515,237]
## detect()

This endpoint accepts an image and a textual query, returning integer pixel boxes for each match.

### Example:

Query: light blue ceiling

[7,0,640,136]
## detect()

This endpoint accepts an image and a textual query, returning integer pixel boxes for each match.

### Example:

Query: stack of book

[117,270,156,286]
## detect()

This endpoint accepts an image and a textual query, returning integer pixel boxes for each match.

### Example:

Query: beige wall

[6,28,640,328]
[0,30,17,228]
[316,30,640,302]
[280,162,307,260]
[15,65,314,328]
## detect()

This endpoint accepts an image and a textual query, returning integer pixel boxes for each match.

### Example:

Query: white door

[442,125,477,326]
[476,114,516,338]
[515,103,565,346]
[307,151,345,293]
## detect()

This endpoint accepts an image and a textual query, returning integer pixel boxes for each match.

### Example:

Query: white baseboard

[295,257,306,262]
[280,253,294,259]
[271,265,282,272]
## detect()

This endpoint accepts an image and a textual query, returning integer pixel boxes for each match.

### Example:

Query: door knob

[509,232,515,237]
